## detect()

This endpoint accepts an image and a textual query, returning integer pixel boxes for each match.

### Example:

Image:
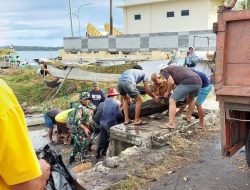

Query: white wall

[208,0,223,29]
[125,4,151,34]
[124,0,219,34]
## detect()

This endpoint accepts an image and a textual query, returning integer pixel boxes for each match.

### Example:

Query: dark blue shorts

[44,112,55,129]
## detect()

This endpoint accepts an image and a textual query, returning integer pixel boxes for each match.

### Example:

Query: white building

[117,0,223,34]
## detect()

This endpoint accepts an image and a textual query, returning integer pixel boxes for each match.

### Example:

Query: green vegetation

[110,177,143,190]
[238,0,250,9]
[0,68,116,112]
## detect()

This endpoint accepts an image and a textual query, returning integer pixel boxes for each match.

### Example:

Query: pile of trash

[37,145,85,190]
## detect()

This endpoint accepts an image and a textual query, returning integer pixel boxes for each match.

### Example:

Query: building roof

[117,0,169,8]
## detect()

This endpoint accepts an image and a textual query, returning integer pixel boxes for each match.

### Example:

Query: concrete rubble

[74,111,215,190]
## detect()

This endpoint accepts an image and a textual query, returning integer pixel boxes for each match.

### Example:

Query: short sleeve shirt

[161,66,202,85]
[119,69,148,85]
[191,70,210,88]
[55,109,74,123]
[89,89,106,107]
[46,109,61,119]
[0,80,41,190]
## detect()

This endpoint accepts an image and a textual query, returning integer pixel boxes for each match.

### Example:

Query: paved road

[144,134,250,190]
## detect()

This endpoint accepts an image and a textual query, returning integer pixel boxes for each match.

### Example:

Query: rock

[184,176,189,182]
[120,146,150,157]
[142,152,167,166]
[44,78,61,88]
[105,156,120,168]
[166,170,175,175]
[94,162,111,174]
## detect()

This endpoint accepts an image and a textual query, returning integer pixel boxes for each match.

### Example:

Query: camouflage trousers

[70,130,90,158]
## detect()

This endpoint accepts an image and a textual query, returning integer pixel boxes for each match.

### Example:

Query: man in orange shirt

[0,79,50,190]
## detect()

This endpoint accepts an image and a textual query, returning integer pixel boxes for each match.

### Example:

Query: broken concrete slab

[48,65,120,82]
[109,113,202,156]
[76,146,169,190]
[26,114,45,127]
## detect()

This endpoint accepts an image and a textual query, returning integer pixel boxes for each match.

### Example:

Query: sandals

[124,120,133,125]
[159,122,176,129]
[159,125,175,129]
[134,121,148,125]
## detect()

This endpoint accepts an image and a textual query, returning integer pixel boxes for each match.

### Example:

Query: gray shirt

[119,69,148,85]
[161,66,202,85]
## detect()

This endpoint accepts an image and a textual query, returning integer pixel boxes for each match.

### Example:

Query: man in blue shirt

[176,70,212,128]
[96,88,123,159]
[118,65,158,125]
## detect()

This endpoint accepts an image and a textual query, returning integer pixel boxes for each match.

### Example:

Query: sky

[0,0,125,47]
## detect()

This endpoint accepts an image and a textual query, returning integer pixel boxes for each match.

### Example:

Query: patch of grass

[48,96,71,110]
[0,68,118,111]
[110,176,143,190]
[2,68,54,105]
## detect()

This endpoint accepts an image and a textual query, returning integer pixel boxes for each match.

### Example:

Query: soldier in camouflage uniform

[68,92,95,164]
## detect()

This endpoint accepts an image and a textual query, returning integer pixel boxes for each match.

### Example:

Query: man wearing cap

[89,82,106,107]
[160,65,202,129]
[68,92,95,164]
[96,88,123,159]
[118,65,158,125]
[184,47,198,69]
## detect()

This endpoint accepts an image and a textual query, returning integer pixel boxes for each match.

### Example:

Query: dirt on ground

[143,123,250,190]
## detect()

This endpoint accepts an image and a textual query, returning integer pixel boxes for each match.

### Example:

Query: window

[134,14,141,20]
[181,10,189,16]
[166,11,175,18]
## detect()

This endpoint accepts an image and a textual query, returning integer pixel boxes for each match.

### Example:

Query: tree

[237,0,250,9]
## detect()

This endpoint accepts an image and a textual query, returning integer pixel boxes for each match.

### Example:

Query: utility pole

[68,0,74,37]
[110,0,113,35]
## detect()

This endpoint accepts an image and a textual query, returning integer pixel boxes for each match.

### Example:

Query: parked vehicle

[215,8,250,166]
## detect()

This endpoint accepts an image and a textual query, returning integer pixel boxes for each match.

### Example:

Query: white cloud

[0,0,123,46]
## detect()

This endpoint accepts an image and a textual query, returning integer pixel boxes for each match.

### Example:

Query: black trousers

[96,126,110,157]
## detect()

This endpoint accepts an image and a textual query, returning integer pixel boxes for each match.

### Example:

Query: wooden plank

[216,86,250,97]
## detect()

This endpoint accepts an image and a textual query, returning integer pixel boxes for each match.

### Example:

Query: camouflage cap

[80,92,91,100]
